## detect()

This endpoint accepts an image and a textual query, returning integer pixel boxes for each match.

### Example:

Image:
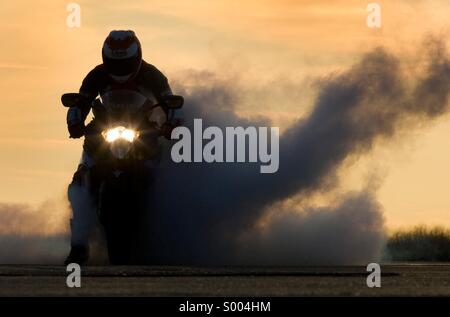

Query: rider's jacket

[68,60,173,159]
[78,60,172,118]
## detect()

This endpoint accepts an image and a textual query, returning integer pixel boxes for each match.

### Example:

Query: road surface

[0,264,449,296]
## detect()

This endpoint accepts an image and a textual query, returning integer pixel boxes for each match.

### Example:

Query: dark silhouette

[63,30,183,264]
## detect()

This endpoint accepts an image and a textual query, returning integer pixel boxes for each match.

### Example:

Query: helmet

[102,30,142,83]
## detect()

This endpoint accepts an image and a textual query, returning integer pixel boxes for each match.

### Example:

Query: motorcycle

[61,90,183,264]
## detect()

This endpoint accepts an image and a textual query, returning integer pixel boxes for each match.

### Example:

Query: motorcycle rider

[65,30,176,265]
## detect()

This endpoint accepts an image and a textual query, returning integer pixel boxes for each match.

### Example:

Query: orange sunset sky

[0,0,449,230]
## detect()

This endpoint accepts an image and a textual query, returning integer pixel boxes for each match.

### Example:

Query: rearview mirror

[61,93,88,108]
[164,95,184,109]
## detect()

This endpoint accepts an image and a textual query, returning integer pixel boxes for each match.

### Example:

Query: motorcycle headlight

[102,126,139,143]
[102,126,139,159]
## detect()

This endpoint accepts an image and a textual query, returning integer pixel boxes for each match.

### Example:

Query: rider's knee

[70,164,91,187]
[68,164,92,202]
[68,163,99,219]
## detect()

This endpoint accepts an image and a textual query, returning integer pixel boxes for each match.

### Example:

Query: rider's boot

[64,245,89,265]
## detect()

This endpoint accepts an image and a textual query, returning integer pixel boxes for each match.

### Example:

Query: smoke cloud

[238,190,385,265]
[0,202,69,264]
[145,39,450,265]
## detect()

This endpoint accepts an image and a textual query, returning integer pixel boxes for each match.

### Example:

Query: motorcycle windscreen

[99,89,154,113]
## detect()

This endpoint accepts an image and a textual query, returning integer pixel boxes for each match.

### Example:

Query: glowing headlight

[103,126,138,143]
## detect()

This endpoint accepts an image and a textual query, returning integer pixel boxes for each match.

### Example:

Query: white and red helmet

[102,30,142,83]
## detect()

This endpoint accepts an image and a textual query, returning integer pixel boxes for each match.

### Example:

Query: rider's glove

[160,122,175,140]
[68,123,85,139]
[160,119,183,140]
[67,107,85,138]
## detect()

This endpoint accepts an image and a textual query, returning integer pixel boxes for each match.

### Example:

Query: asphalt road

[0,264,449,296]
